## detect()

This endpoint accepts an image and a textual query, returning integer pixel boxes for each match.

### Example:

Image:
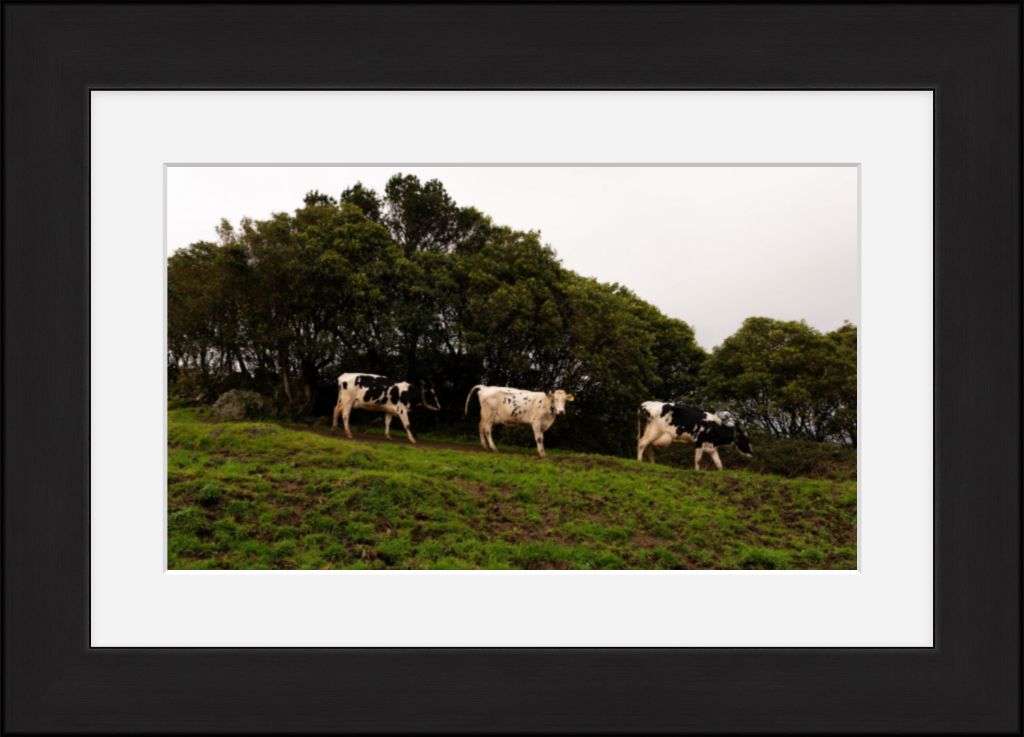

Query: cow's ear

[567,394,575,402]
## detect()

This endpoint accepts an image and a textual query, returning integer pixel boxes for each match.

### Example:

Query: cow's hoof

[345,434,353,440]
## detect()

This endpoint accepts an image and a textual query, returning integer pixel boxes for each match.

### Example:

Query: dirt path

[289,422,497,454]
[285,422,630,466]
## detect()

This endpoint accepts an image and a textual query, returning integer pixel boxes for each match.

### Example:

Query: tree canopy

[701,317,857,445]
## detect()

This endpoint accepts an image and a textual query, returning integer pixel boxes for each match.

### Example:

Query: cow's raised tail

[464,385,485,415]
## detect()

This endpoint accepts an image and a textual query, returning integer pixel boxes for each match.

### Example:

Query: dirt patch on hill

[291,423,569,458]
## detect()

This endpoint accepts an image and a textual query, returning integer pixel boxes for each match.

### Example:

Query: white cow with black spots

[464,385,574,458]
[636,401,753,470]
[331,373,440,444]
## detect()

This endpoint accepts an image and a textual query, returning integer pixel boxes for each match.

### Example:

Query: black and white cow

[636,401,753,470]
[331,373,440,443]
[464,385,574,458]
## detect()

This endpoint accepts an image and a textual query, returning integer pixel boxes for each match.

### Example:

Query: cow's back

[640,401,705,437]
[476,386,519,414]
[666,404,722,443]
[338,372,384,388]
[478,386,546,426]
[338,372,390,405]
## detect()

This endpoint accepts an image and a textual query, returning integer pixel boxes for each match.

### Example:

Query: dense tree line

[168,175,856,452]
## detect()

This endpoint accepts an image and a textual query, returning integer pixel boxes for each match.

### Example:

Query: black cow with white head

[636,401,753,469]
[331,373,440,444]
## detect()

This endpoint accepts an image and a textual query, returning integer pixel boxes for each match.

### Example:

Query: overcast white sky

[167,166,857,349]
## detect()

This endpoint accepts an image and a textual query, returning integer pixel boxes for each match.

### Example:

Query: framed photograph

[4,2,1020,733]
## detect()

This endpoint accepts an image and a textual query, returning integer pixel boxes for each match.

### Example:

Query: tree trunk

[235,350,252,381]
[278,346,293,404]
[300,358,318,413]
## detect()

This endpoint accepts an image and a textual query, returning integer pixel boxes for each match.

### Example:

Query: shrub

[271,539,298,562]
[739,546,791,570]
[168,506,210,535]
[196,482,224,506]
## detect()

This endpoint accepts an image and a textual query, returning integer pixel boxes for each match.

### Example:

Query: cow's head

[416,381,441,411]
[549,389,574,416]
[733,427,753,456]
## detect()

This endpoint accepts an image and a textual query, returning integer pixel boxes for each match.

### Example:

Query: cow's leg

[644,445,656,463]
[637,423,663,462]
[532,422,546,459]
[480,410,499,452]
[709,448,723,470]
[341,400,354,439]
[383,413,393,440]
[331,400,343,434]
[396,407,416,444]
[694,447,704,470]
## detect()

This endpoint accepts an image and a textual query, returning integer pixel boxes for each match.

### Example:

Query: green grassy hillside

[168,409,857,570]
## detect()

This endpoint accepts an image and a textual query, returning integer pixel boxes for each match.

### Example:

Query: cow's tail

[464,385,484,416]
[637,405,653,442]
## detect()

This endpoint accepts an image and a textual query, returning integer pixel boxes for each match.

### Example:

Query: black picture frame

[3,2,1020,733]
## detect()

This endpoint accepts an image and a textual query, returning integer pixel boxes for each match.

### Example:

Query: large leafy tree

[702,317,857,444]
